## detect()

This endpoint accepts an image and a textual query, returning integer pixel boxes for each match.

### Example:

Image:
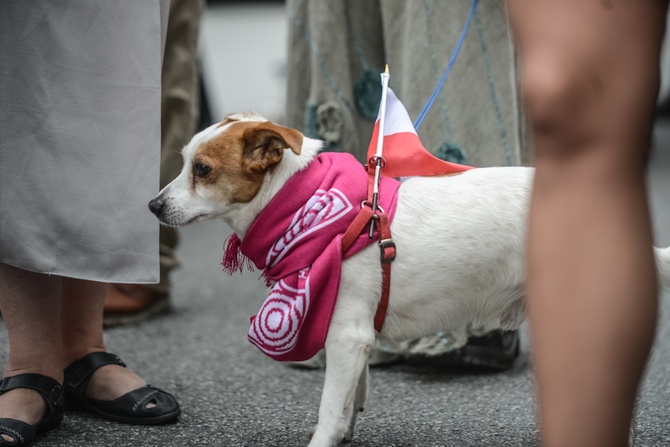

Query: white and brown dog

[149,112,670,447]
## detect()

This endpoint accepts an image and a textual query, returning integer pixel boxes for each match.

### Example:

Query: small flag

[366,87,473,178]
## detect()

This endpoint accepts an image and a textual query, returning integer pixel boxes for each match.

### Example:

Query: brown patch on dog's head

[191,120,303,203]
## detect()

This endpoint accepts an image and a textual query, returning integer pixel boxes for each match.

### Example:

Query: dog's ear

[241,123,303,174]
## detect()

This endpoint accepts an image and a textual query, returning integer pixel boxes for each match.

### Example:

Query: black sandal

[0,374,64,446]
[63,352,180,425]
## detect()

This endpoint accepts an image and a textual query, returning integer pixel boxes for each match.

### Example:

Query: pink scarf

[222,153,400,362]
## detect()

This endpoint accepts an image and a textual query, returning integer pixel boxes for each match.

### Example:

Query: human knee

[519,57,590,141]
[521,56,655,171]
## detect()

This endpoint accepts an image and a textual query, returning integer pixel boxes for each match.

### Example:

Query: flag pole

[369,65,390,238]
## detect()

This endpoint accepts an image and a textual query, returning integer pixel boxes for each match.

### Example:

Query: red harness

[341,157,396,333]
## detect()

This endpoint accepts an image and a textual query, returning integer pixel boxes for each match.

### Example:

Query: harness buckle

[379,238,396,264]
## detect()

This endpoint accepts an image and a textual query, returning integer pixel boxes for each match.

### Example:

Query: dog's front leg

[344,362,368,442]
[308,331,373,447]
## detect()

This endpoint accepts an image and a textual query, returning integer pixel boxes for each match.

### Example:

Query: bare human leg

[506,0,667,445]
[60,279,147,401]
[0,263,63,443]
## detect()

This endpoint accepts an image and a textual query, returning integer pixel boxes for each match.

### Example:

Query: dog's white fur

[150,112,670,447]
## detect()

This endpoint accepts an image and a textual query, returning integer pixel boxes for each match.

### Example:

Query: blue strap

[413,0,478,130]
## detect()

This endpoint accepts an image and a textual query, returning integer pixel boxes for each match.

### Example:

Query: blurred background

[200,0,287,125]
[199,0,670,125]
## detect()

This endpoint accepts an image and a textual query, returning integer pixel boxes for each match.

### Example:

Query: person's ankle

[63,347,105,369]
[3,365,62,384]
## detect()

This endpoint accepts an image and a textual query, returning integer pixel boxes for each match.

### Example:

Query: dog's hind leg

[308,329,374,447]
[344,362,368,442]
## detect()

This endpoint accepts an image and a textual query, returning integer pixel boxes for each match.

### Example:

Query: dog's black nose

[148,197,164,217]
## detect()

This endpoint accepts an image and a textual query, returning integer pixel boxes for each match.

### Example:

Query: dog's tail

[656,246,670,289]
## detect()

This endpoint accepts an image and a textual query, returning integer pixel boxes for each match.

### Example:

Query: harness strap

[341,168,395,333]
[341,206,374,252]
[373,211,394,332]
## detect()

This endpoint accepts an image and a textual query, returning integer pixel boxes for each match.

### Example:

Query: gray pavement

[1,118,668,446]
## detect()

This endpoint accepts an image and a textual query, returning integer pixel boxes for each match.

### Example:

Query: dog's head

[149,112,316,233]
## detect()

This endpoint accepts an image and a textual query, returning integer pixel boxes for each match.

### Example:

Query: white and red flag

[366,86,473,178]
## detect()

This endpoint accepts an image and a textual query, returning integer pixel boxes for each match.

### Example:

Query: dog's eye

[194,163,212,178]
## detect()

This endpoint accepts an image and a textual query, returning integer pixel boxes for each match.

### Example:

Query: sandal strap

[64,352,126,392]
[0,418,34,446]
[0,374,64,411]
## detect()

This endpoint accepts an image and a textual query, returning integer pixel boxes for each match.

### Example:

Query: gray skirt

[0,0,169,283]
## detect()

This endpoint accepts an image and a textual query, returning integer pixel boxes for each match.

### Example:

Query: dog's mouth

[159,212,208,228]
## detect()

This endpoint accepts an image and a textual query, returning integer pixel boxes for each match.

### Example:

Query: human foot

[0,388,45,443]
[63,352,180,425]
[0,374,64,445]
[83,363,148,403]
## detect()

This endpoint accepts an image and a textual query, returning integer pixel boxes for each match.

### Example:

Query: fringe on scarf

[222,233,273,287]
[222,233,254,275]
